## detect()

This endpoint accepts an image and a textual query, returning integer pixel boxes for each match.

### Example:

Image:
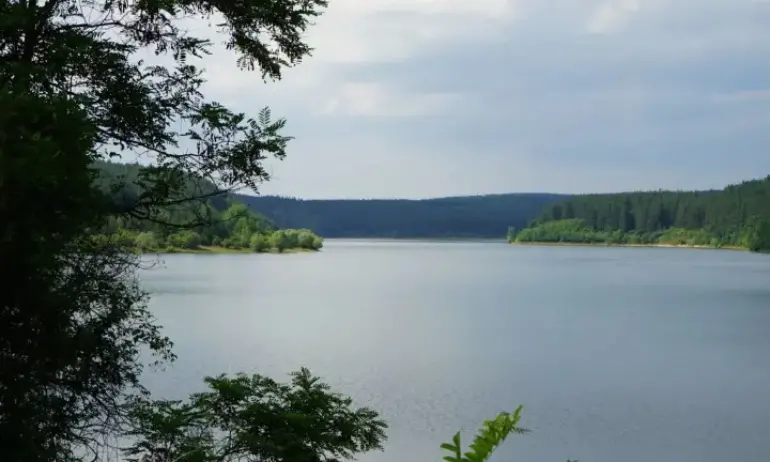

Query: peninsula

[94,161,324,254]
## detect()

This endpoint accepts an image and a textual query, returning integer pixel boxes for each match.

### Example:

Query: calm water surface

[139,240,770,462]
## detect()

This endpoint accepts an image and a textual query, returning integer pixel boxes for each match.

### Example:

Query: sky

[181,0,770,199]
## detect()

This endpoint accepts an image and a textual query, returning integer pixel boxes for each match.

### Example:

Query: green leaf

[440,443,457,452]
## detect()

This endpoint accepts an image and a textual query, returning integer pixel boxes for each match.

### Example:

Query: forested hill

[95,161,564,240]
[92,161,323,252]
[513,176,770,251]
[235,193,567,238]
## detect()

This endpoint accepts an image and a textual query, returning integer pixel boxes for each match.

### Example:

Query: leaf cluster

[123,368,388,462]
[1,0,328,231]
[440,406,530,462]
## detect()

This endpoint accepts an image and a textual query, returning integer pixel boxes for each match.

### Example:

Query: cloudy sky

[193,0,770,199]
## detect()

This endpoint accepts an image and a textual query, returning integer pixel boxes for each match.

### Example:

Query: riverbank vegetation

[102,203,323,253]
[508,177,770,252]
[96,161,323,253]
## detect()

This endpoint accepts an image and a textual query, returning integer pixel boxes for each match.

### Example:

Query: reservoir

[140,239,770,462]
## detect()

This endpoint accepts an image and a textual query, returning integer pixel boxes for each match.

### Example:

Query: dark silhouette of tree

[0,0,331,458]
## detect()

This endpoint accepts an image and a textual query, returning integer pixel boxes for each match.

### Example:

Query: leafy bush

[123,368,387,462]
[250,233,270,252]
[134,231,160,251]
[167,230,202,249]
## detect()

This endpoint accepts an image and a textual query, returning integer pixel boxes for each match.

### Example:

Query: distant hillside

[235,193,567,238]
[513,176,770,251]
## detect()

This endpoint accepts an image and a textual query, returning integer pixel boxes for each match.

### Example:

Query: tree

[250,232,270,252]
[135,231,161,250]
[0,88,175,461]
[746,216,770,252]
[2,0,328,224]
[0,0,328,458]
[269,230,289,252]
[168,230,202,249]
[311,235,324,250]
[123,368,387,462]
[620,198,635,232]
[506,226,517,243]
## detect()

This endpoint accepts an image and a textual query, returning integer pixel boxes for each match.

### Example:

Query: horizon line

[236,187,728,201]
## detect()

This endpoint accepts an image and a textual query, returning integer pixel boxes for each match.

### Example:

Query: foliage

[441,406,530,462]
[440,408,580,462]
[2,0,329,218]
[0,88,174,461]
[514,219,730,248]
[519,177,770,251]
[101,206,323,253]
[96,161,276,239]
[744,216,770,252]
[241,175,770,243]
[516,219,612,244]
[95,162,324,252]
[0,0,328,456]
[122,368,387,462]
[250,233,270,252]
[506,226,518,243]
[237,194,566,238]
[441,407,530,462]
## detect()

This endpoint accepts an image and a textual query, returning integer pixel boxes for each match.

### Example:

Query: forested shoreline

[508,176,770,252]
[95,162,324,253]
[100,159,770,254]
[100,214,324,254]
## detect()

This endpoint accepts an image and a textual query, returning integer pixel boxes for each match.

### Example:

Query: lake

[139,239,770,462]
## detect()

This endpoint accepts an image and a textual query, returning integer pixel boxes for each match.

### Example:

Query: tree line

[96,161,323,252]
[509,176,770,251]
[237,193,566,238]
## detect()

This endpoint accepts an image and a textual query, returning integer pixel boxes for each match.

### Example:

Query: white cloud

[586,0,641,34]
[169,0,518,113]
[319,82,464,117]
[295,0,519,64]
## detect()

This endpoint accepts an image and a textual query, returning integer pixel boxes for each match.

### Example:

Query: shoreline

[509,241,745,251]
[138,246,317,255]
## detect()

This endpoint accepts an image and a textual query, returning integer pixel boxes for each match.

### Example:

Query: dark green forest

[104,158,770,252]
[511,176,770,251]
[95,161,323,252]
[237,193,566,238]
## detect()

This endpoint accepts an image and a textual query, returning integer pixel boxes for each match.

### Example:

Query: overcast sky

[183,0,770,199]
